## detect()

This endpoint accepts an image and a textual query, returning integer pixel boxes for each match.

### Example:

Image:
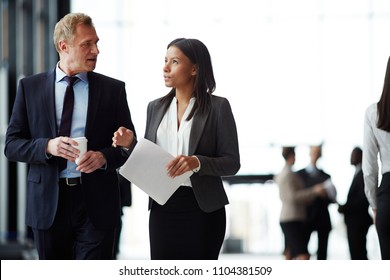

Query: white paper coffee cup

[72,137,88,165]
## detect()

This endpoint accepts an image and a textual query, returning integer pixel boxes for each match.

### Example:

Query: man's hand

[46,136,79,162]
[112,126,134,149]
[76,151,107,173]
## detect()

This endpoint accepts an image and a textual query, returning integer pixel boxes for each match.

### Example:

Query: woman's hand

[112,126,134,149]
[166,155,199,178]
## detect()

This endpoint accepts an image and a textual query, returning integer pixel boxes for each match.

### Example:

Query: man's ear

[58,40,68,53]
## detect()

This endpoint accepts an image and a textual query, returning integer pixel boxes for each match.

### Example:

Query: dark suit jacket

[296,168,332,231]
[4,68,135,230]
[144,95,240,213]
[338,169,373,227]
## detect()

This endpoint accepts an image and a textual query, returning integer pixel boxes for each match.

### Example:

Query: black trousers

[149,186,226,260]
[306,224,330,260]
[376,172,390,260]
[32,183,115,260]
[346,223,370,260]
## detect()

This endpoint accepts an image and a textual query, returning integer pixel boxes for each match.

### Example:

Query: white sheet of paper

[119,138,193,205]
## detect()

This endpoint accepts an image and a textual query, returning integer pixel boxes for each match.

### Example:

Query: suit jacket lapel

[43,69,57,137]
[189,106,210,155]
[148,103,166,143]
[85,72,101,137]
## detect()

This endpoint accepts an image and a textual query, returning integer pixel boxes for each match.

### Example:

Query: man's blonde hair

[53,13,94,53]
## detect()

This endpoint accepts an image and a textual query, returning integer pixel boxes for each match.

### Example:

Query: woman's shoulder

[365,103,377,114]
[148,96,165,107]
[364,103,377,120]
[211,94,229,102]
[210,95,232,108]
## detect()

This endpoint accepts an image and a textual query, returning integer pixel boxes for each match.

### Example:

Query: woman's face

[163,45,196,90]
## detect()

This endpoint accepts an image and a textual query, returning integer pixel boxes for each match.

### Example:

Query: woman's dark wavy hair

[160,38,216,120]
[377,56,390,132]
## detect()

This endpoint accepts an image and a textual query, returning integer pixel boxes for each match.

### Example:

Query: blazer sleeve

[5,77,51,164]
[196,98,240,177]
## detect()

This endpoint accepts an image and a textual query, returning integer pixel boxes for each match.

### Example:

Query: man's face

[60,24,99,75]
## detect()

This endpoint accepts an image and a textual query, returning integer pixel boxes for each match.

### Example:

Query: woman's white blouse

[363,103,390,208]
[156,97,195,187]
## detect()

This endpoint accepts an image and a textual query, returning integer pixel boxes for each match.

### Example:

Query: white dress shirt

[156,97,196,187]
[363,103,390,208]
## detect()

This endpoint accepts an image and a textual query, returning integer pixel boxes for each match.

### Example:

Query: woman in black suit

[113,38,240,259]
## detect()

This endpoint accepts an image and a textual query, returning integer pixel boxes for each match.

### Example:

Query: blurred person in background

[274,146,326,260]
[338,147,373,260]
[296,144,337,260]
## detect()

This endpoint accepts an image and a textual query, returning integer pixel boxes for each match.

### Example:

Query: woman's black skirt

[280,220,309,258]
[149,186,226,260]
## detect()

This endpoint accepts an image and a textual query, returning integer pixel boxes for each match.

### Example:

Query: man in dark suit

[338,147,373,259]
[4,13,135,259]
[296,145,335,260]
